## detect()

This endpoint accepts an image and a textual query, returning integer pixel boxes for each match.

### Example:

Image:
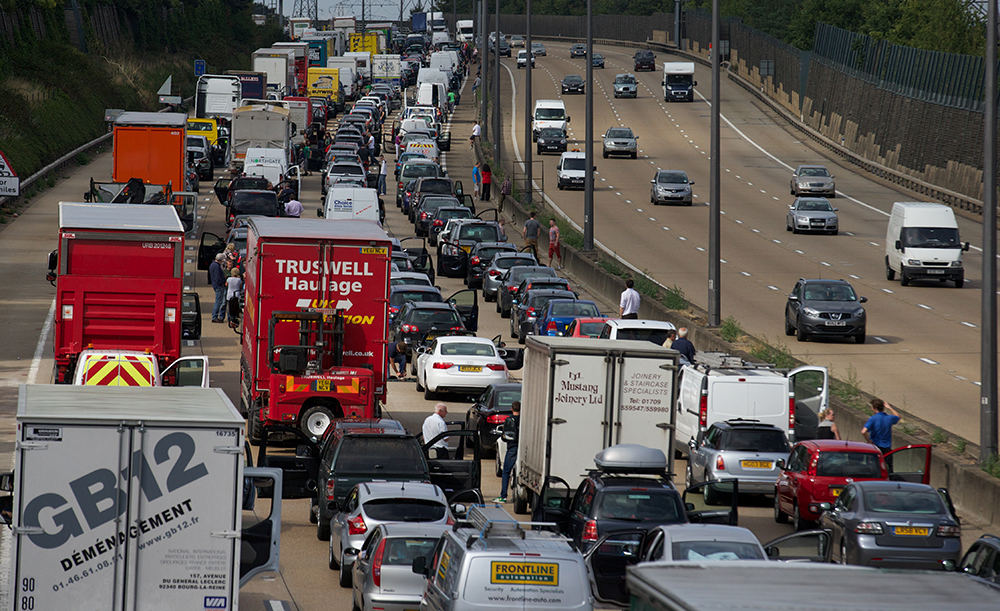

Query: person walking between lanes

[423,403,450,459]
[862,398,900,455]
[472,162,482,200]
[209,253,227,323]
[378,156,388,195]
[547,218,562,269]
[523,211,541,260]
[671,327,696,363]
[496,401,521,503]
[619,278,640,319]
[284,197,303,218]
[481,164,492,201]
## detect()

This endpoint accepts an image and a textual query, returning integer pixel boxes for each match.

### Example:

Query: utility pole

[525,0,532,205]
[493,0,500,163]
[707,0,721,326]
[981,0,998,463]
[583,0,593,250]
[479,0,488,137]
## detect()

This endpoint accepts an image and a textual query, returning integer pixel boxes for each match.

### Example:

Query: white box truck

[662,62,697,102]
[229,104,291,174]
[195,74,242,119]
[6,385,281,611]
[372,53,402,90]
[252,48,297,95]
[327,57,359,99]
[512,336,679,514]
[456,19,474,43]
[885,201,969,288]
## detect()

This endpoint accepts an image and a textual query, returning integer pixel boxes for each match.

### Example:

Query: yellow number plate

[894,526,930,536]
[315,379,331,392]
[740,460,773,469]
[459,365,482,372]
[461,245,473,254]
[830,487,843,497]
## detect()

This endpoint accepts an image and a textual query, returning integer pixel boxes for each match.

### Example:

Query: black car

[958,534,1000,586]
[465,382,522,456]
[561,74,585,94]
[214,175,269,206]
[570,43,587,58]
[437,219,507,278]
[465,242,517,289]
[634,49,655,71]
[227,189,280,227]
[511,288,576,344]
[414,195,462,236]
[408,177,460,223]
[537,127,568,155]
[429,206,474,247]
[389,298,478,352]
[498,265,558,318]
[785,278,867,344]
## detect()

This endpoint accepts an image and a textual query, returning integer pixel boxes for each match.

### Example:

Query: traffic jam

[3,12,1000,611]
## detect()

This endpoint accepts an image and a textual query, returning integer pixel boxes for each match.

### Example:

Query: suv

[396,160,443,208]
[785,278,867,344]
[465,241,517,289]
[570,43,587,57]
[437,219,506,278]
[613,73,638,98]
[602,126,638,159]
[634,49,655,71]
[429,206,474,246]
[686,420,790,498]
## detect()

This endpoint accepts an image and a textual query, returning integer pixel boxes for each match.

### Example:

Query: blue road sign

[194,59,206,76]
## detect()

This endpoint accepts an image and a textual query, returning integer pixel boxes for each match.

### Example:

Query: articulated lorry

[252,48,297,96]
[241,219,392,443]
[225,70,268,103]
[513,336,679,514]
[47,202,206,386]
[5,385,282,611]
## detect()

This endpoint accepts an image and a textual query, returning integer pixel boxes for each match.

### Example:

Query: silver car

[650,170,694,205]
[331,481,452,587]
[790,164,836,197]
[482,252,537,302]
[686,420,790,496]
[787,197,839,234]
[351,523,450,611]
[613,73,638,98]
[602,126,637,159]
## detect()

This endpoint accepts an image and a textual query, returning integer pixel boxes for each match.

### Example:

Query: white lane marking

[696,247,706,251]
[820,261,831,267]
[962,321,978,327]
[874,336,888,343]
[919,358,939,365]
[849,274,861,279]
[28,299,56,384]
[679,236,688,241]
[882,288,895,293]
[768,285,780,290]
[917,304,932,310]
[721,259,728,264]
[772,239,782,244]
[741,271,752,276]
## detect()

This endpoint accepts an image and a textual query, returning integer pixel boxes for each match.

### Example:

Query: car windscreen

[657,172,689,184]
[535,108,566,120]
[382,537,439,565]
[510,268,554,283]
[232,194,278,216]
[391,291,442,305]
[404,164,440,178]
[550,302,600,317]
[475,247,511,261]
[802,283,857,301]
[798,200,834,211]
[666,74,693,85]
[815,452,881,478]
[233,178,269,190]
[420,180,452,194]
[188,123,213,133]
[496,256,535,270]
[564,158,586,171]
[458,225,500,241]
[901,227,961,249]
[607,129,633,139]
[863,489,944,514]
[437,208,473,221]
[411,309,463,327]
[615,328,671,344]
[391,256,414,271]
[333,437,426,474]
[800,167,830,177]
[671,541,765,561]
[539,128,565,138]
[564,76,583,83]
[528,293,570,309]
[578,322,605,336]
[596,490,684,522]
[421,199,457,213]
[362,498,447,521]
[615,75,636,84]
[330,164,364,176]
[721,429,789,453]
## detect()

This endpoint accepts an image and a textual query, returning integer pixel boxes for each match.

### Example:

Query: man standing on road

[547,218,562,269]
[619,278,640,319]
[423,403,450,459]
[523,211,541,260]
[472,162,482,200]
[378,156,388,195]
[671,327,696,363]
[496,401,521,503]
[209,253,227,323]
[284,197,303,218]
[862,398,901,455]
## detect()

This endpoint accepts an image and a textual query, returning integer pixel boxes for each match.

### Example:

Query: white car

[516,50,535,69]
[415,336,509,399]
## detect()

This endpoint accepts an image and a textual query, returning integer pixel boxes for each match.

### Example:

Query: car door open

[446,288,479,332]
[885,444,932,484]
[683,480,738,525]
[257,425,321,499]
[788,365,829,439]
[423,429,481,501]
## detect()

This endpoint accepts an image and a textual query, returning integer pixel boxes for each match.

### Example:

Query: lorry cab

[73,350,210,387]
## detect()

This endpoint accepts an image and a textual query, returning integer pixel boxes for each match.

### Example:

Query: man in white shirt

[422,403,450,459]
[619,278,640,319]
[378,156,388,195]
[470,121,481,147]
[284,198,303,218]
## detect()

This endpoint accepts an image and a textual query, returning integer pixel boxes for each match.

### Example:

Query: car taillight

[348,514,367,535]
[937,525,961,537]
[470,256,481,266]
[326,480,335,501]
[487,364,506,371]
[371,538,386,587]
[398,181,403,189]
[432,362,453,369]
[486,414,509,424]
[582,519,598,542]
[789,395,796,431]
[420,211,429,220]
[699,392,708,427]
[854,522,883,535]
[489,270,501,277]
[546,321,557,334]
[716,455,725,471]
[401,324,417,333]
[433,220,445,227]
[389,306,400,315]
[527,307,535,316]
[510,286,519,293]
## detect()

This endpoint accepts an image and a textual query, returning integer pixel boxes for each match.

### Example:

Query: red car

[774,440,931,531]
[566,316,610,338]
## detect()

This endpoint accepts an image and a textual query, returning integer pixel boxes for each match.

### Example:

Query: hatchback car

[819,480,961,570]
[785,278,867,344]
[613,73,638,98]
[598,318,676,344]
[565,317,609,338]
[790,164,836,197]
[787,197,839,234]
[603,127,637,159]
[331,481,452,586]
[388,285,443,320]
[351,523,451,611]
[516,49,535,68]
[570,43,587,57]
[482,252,538,301]
[464,382,522,456]
[561,74,585,94]
[414,195,461,236]
[428,206,474,246]
[634,49,655,71]
[498,265,558,318]
[592,53,605,68]
[650,170,694,205]
[388,300,470,353]
[414,335,512,399]
[774,440,931,531]
[537,127,568,155]
[465,241,517,288]
[512,289,577,343]
[686,420,790,498]
[534,299,603,338]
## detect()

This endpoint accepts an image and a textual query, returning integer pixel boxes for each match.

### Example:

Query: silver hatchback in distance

[602,126,637,159]
[481,252,537,302]
[787,197,839,235]
[650,169,694,205]
[686,420,790,497]
[351,522,451,611]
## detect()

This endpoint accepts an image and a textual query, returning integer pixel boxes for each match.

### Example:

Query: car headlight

[951,260,962,266]
[797,216,809,223]
[853,307,866,316]
[560,139,566,144]
[801,307,820,317]
[907,259,921,266]
[538,139,546,144]
[797,181,809,188]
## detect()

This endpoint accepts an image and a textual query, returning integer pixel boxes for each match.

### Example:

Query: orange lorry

[112,112,187,189]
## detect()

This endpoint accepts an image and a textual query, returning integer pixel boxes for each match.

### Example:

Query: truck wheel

[900,270,910,287]
[248,405,263,446]
[301,405,335,438]
[885,257,895,281]
[955,275,964,288]
[513,478,528,515]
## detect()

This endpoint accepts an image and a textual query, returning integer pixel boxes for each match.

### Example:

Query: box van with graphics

[322,186,384,225]
[412,504,592,611]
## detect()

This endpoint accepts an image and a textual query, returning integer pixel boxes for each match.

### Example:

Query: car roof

[851,480,934,492]
[800,278,852,285]
[437,335,494,345]
[358,480,445,501]
[406,302,457,310]
[605,318,676,330]
[334,418,404,430]
[658,523,761,545]
[713,420,783,431]
[590,474,674,489]
[527,289,575,298]
[390,285,441,294]
[798,439,880,452]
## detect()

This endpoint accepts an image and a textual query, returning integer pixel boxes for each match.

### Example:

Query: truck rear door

[787,365,829,440]
[545,351,611,487]
[614,354,676,459]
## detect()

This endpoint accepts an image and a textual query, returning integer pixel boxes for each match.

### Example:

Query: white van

[674,353,829,447]
[244,147,300,190]
[885,202,969,288]
[556,151,587,190]
[416,82,448,115]
[532,100,569,141]
[322,187,383,225]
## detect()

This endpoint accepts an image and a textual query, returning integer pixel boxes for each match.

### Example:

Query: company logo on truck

[490,561,559,585]
[204,596,228,609]
[276,258,378,295]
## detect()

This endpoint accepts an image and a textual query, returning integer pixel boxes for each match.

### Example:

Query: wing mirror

[895,240,903,251]
[859,297,867,303]
[963,242,971,252]
[787,295,798,301]
[776,459,786,470]
[818,502,833,512]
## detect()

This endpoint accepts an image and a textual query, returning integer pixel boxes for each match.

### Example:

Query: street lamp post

[707,0,721,327]
[981,0,998,462]
[525,0,532,205]
[493,0,501,163]
[583,0,594,250]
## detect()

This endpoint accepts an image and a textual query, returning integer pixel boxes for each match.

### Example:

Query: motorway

[0,40,992,609]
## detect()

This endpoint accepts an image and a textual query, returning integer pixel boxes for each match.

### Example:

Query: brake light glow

[527,307,536,317]
[489,270,501,277]
[432,362,453,369]
[470,256,481,266]
[716,455,725,470]
[433,220,445,227]
[348,514,367,535]
[487,364,506,371]
[936,525,961,537]
[788,395,796,431]
[582,519,598,542]
[699,392,708,427]
[371,538,386,586]
[546,321,557,333]
[401,324,417,333]
[510,286,519,293]
[854,522,883,535]
[326,480,335,501]
[486,414,509,424]
[420,212,429,220]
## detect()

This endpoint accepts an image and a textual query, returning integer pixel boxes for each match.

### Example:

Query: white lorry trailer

[195,74,242,120]
[513,336,679,514]
[5,385,281,611]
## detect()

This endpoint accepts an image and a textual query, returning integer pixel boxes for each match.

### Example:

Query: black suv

[634,49,655,71]
[465,241,517,289]
[464,382,522,456]
[389,299,478,351]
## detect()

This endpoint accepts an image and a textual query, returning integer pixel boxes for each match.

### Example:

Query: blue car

[592,53,605,69]
[533,299,603,337]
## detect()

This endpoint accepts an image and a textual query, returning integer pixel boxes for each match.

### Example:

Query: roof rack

[458,504,563,548]
[694,351,780,370]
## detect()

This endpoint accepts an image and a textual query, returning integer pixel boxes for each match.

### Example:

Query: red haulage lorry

[48,202,203,385]
[242,218,392,443]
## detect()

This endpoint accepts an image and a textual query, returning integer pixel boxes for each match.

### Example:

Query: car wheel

[537,147,542,155]
[785,316,795,336]
[855,330,866,344]
[301,405,335,438]
[900,270,910,286]
[495,453,503,477]
[510,318,517,339]
[786,221,792,232]
[631,152,637,159]
[774,492,789,524]
[792,226,799,234]
[796,320,808,342]
[317,515,331,541]
[703,483,720,506]
[340,551,353,587]
[602,150,608,159]
[885,257,896,281]
[329,537,339,570]
[352,598,362,611]
[423,382,435,400]
[955,275,964,288]
[558,183,564,190]
[792,502,810,532]
[415,375,424,392]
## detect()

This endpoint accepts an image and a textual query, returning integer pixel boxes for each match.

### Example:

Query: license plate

[894,526,930,536]
[826,321,847,326]
[740,460,773,469]
[459,365,482,372]
[927,269,945,274]
[830,487,843,497]
[461,245,472,253]
[315,379,331,392]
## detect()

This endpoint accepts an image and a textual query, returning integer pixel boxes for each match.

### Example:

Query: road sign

[0,150,19,197]
[194,59,206,76]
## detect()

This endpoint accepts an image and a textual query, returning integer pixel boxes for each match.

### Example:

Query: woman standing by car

[816,408,841,440]
[481,164,492,201]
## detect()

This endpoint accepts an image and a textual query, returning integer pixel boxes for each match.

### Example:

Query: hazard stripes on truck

[80,354,155,386]
[284,376,360,394]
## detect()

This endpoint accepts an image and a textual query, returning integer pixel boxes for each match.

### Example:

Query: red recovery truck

[241,218,392,442]
[47,202,205,385]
